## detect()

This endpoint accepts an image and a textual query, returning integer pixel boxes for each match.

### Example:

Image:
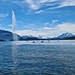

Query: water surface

[0,40,75,75]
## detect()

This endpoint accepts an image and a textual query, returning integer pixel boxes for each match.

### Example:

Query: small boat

[41,40,44,43]
[32,41,35,43]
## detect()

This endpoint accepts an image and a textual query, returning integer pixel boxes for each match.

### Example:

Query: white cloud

[52,20,58,24]
[35,10,43,14]
[43,27,54,30]
[16,30,47,37]
[60,0,75,7]
[15,22,75,38]
[51,20,59,25]
[57,23,75,32]
[40,0,57,3]
[2,0,74,13]
[0,14,9,18]
[25,0,75,12]
[48,0,75,10]
[25,0,58,10]
[2,0,75,11]
[25,0,40,10]
[44,23,75,37]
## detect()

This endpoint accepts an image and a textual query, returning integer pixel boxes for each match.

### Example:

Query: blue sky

[0,0,75,37]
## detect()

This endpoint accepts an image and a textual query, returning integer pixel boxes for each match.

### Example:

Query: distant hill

[0,30,23,41]
[0,30,75,41]
[57,33,74,38]
[22,35,38,40]
[53,33,75,40]
[22,35,48,40]
[21,33,75,40]
[67,36,75,40]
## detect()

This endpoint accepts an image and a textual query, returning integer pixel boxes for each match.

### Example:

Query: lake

[0,40,75,75]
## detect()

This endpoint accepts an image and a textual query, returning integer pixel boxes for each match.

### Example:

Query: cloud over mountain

[16,23,75,37]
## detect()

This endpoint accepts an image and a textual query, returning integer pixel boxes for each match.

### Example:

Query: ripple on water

[0,41,75,75]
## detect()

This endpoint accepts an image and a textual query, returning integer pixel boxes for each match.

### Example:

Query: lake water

[0,40,75,75]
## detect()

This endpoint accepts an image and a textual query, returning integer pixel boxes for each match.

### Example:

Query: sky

[0,0,75,37]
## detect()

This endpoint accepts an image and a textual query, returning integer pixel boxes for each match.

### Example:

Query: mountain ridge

[0,29,23,41]
[57,33,75,38]
[0,29,75,41]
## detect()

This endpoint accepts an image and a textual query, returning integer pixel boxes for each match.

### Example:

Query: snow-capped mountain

[38,35,42,39]
[22,35,38,40]
[57,33,75,38]
[0,29,75,41]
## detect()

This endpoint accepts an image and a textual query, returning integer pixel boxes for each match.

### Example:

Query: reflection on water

[12,42,18,74]
[0,40,75,75]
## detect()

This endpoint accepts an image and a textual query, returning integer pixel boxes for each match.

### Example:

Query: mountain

[0,30,75,41]
[22,35,38,40]
[57,33,75,39]
[50,33,75,40]
[22,33,75,40]
[38,35,42,39]
[0,30,23,41]
[67,36,75,40]
[22,35,48,40]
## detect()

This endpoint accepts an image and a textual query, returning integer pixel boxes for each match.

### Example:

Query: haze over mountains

[0,29,75,41]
